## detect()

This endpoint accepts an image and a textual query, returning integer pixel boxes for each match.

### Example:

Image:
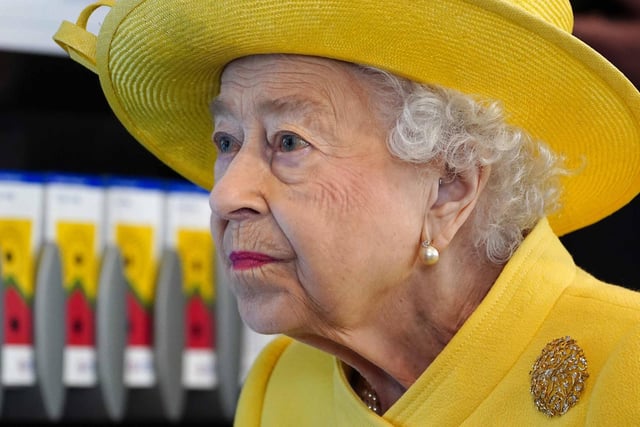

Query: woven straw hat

[54,0,640,236]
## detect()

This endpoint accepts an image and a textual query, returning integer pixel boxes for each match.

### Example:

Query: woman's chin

[237,295,302,336]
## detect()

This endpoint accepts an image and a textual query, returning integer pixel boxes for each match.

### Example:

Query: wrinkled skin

[209,55,428,337]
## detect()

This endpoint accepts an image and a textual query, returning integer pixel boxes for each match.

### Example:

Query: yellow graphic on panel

[177,229,215,302]
[0,219,35,345]
[115,224,157,305]
[0,219,35,298]
[57,221,98,347]
[56,222,98,299]
[178,229,215,350]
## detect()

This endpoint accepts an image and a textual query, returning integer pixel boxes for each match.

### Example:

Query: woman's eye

[277,133,309,152]
[213,133,239,154]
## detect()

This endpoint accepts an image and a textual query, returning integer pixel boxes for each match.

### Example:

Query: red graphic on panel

[66,286,95,346]
[186,294,215,349]
[4,283,32,345]
[127,291,153,346]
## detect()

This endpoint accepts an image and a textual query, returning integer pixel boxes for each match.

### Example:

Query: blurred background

[0,0,638,424]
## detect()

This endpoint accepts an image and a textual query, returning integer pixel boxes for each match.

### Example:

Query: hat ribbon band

[52,0,115,74]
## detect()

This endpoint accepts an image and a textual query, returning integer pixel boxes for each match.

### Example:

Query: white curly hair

[355,65,567,264]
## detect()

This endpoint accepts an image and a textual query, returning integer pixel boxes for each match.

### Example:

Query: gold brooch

[530,336,589,417]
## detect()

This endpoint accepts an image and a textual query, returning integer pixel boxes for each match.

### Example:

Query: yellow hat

[54,0,640,236]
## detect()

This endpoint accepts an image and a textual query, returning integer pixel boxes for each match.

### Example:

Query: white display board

[0,0,109,56]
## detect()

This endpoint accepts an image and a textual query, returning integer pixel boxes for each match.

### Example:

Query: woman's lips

[229,251,278,270]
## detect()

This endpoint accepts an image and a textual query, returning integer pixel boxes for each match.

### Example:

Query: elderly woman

[55,0,640,424]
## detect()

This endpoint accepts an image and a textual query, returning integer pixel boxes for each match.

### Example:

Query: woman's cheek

[311,167,372,218]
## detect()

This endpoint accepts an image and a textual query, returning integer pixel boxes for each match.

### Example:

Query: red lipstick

[229,251,277,270]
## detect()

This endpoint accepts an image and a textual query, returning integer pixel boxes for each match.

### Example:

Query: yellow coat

[235,218,640,426]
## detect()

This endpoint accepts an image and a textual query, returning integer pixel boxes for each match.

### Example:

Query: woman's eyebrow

[258,95,336,136]
[209,97,231,118]
[257,95,333,119]
[210,94,336,136]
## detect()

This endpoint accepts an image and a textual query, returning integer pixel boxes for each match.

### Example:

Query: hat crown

[508,0,573,32]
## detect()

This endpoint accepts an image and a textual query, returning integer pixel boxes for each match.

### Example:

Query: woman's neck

[293,251,503,413]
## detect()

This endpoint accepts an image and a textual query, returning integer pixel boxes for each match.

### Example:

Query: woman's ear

[425,165,491,251]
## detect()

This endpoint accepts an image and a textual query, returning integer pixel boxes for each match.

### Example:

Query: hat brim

[95,0,640,236]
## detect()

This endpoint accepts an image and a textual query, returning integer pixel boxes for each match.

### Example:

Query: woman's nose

[209,147,269,221]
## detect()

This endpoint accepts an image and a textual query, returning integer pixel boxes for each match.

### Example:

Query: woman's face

[210,55,429,337]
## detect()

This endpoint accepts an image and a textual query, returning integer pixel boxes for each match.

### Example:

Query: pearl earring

[420,240,439,266]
